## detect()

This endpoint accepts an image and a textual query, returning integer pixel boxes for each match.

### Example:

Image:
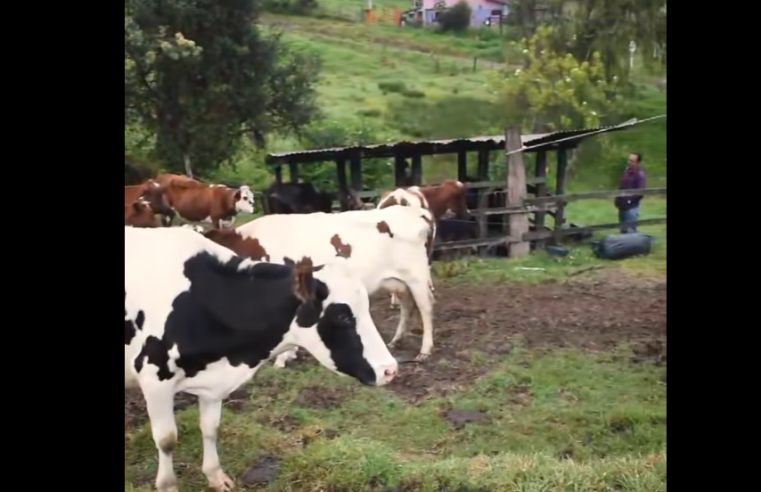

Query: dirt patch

[125,388,251,432]
[256,413,300,433]
[442,409,490,429]
[241,455,280,486]
[374,270,666,402]
[631,339,667,365]
[295,385,354,410]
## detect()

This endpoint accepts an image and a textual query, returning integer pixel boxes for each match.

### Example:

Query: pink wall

[421,0,503,9]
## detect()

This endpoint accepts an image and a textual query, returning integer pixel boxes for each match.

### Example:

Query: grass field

[125,197,667,492]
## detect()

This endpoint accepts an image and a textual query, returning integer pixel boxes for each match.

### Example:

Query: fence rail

[432,187,667,252]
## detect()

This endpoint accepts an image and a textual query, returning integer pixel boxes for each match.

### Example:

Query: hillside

[218,9,667,189]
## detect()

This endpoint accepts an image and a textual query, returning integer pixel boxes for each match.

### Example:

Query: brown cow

[154,173,201,188]
[125,199,161,228]
[124,179,175,226]
[161,179,256,229]
[378,179,469,221]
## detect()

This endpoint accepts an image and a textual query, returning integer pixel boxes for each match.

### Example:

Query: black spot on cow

[134,335,174,381]
[317,304,374,384]
[124,310,146,345]
[132,251,375,383]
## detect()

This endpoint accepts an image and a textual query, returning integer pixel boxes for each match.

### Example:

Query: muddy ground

[125,270,666,431]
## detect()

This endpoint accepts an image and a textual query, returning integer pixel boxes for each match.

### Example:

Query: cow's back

[236,208,432,286]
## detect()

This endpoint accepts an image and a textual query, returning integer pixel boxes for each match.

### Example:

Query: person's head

[628,153,642,168]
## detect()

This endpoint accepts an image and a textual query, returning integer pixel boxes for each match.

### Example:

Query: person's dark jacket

[615,166,647,210]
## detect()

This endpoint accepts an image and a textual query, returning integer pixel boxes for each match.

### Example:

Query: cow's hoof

[387,340,398,349]
[208,470,235,492]
[273,361,286,369]
[414,352,430,362]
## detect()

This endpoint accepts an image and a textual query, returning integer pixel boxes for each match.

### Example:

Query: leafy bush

[401,89,426,99]
[262,0,319,15]
[377,81,407,94]
[438,1,471,33]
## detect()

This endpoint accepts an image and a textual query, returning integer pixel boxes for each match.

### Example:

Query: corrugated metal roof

[265,120,637,165]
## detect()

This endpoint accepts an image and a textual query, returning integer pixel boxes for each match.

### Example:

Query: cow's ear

[292,256,315,303]
[132,201,143,212]
[234,190,241,200]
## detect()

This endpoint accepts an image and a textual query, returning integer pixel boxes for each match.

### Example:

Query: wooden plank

[533,150,548,249]
[460,177,546,188]
[505,126,530,258]
[528,187,667,205]
[477,149,489,179]
[274,165,283,185]
[457,151,468,181]
[470,204,557,216]
[411,154,423,185]
[433,236,511,251]
[349,155,362,191]
[521,218,667,241]
[394,155,406,186]
[554,148,567,228]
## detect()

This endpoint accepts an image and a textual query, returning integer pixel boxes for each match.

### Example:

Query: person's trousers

[618,206,640,233]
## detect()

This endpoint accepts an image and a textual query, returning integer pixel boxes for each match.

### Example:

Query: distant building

[414,0,511,27]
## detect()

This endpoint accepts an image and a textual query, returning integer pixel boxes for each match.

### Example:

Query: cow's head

[139,181,175,225]
[126,199,161,228]
[337,189,365,211]
[283,257,398,386]
[234,185,256,214]
[439,179,470,219]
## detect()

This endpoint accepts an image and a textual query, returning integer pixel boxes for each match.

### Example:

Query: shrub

[377,81,407,94]
[262,0,319,15]
[401,89,426,99]
[438,1,471,33]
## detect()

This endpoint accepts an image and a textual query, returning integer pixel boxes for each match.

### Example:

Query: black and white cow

[125,226,398,492]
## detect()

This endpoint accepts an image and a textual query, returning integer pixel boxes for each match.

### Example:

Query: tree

[124,0,321,177]
[438,1,471,33]
[508,0,667,81]
[489,25,621,133]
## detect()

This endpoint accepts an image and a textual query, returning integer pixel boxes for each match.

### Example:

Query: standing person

[615,152,647,233]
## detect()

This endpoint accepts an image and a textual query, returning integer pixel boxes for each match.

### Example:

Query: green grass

[434,197,666,284]
[125,345,666,491]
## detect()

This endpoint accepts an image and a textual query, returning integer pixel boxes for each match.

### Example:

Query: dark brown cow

[160,179,256,229]
[125,200,161,228]
[124,179,174,226]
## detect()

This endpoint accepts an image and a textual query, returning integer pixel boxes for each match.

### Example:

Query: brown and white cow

[233,206,437,362]
[125,199,161,228]
[124,179,175,226]
[158,177,256,229]
[377,180,469,308]
[378,179,469,221]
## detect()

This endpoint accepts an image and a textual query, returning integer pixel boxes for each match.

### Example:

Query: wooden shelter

[264,120,663,256]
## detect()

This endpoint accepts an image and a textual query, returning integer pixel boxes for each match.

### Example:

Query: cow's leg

[407,279,435,361]
[273,348,298,368]
[388,289,415,349]
[142,383,180,492]
[199,396,236,492]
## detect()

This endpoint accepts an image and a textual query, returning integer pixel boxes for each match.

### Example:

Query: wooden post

[288,162,299,183]
[457,151,468,181]
[336,158,349,211]
[472,57,477,72]
[533,150,548,249]
[555,148,568,230]
[477,149,489,180]
[505,126,530,258]
[349,154,363,191]
[394,155,406,186]
[411,154,423,185]
[274,165,283,185]
[475,149,490,244]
